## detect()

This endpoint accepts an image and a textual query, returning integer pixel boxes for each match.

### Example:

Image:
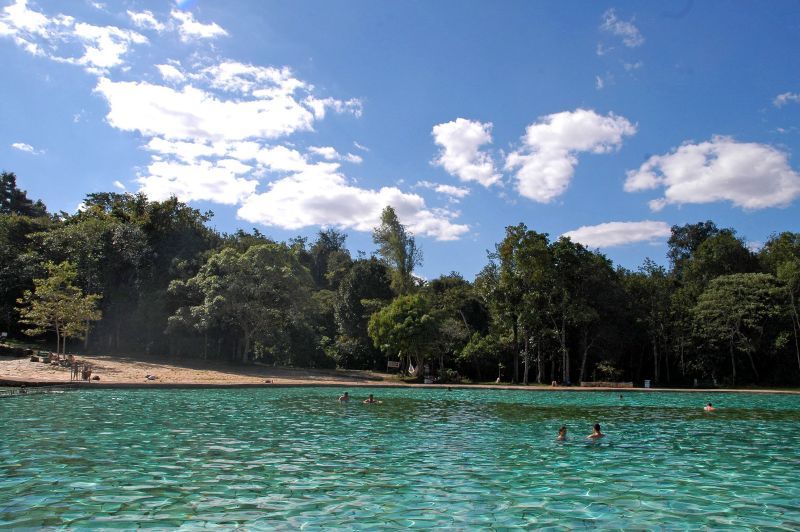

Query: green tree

[16,261,102,353]
[368,293,438,378]
[0,172,47,217]
[692,273,785,384]
[169,243,311,362]
[372,206,422,295]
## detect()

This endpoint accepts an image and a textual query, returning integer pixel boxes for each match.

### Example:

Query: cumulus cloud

[238,166,468,241]
[126,10,165,32]
[156,63,185,83]
[0,0,146,73]
[505,109,636,203]
[138,158,257,205]
[11,141,43,154]
[625,136,800,211]
[432,118,500,187]
[774,92,800,108]
[308,146,363,164]
[95,77,317,142]
[563,220,671,248]
[600,9,644,48]
[113,180,125,190]
[170,9,227,42]
[416,180,470,199]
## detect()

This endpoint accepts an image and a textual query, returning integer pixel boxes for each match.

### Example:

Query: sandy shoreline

[2,353,799,394]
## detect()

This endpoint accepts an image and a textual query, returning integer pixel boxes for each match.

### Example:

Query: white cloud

[308,146,363,164]
[432,118,500,187]
[113,180,125,190]
[505,108,636,203]
[156,63,185,83]
[11,141,43,154]
[309,146,338,160]
[600,9,644,48]
[126,10,165,32]
[624,61,643,71]
[625,136,800,211]
[595,76,604,90]
[238,166,469,241]
[416,180,470,199]
[138,158,257,205]
[353,141,369,152]
[70,22,147,73]
[0,0,147,73]
[563,220,670,248]
[774,92,800,108]
[95,77,317,142]
[170,9,227,42]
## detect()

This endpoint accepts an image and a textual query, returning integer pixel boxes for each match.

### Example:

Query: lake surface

[1,387,799,528]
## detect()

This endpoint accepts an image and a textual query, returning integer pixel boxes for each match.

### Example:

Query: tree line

[2,171,799,386]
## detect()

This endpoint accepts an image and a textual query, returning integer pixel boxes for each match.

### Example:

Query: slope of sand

[0,354,394,386]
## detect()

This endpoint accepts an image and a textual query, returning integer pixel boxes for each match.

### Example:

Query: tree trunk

[561,316,569,384]
[242,332,251,363]
[579,329,590,384]
[790,292,800,373]
[55,321,61,354]
[522,331,530,385]
[512,318,519,383]
[652,341,659,384]
[536,341,543,384]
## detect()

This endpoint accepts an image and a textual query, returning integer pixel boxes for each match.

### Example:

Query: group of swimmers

[556,423,604,441]
[338,392,381,404]
[555,402,717,441]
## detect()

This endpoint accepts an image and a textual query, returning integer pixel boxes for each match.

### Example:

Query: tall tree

[169,243,311,362]
[16,261,102,353]
[0,172,47,217]
[692,273,785,384]
[368,293,438,378]
[372,206,422,295]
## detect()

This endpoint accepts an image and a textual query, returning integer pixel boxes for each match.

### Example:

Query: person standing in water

[587,423,604,439]
[338,392,350,402]
[556,426,568,441]
[704,402,716,411]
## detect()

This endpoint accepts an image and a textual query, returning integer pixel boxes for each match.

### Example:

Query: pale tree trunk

[536,342,543,384]
[512,319,519,383]
[522,331,530,385]
[579,330,594,384]
[790,292,800,372]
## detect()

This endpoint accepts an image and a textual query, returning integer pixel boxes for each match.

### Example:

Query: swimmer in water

[556,426,567,441]
[704,402,715,411]
[363,394,379,404]
[338,391,349,402]
[587,423,605,439]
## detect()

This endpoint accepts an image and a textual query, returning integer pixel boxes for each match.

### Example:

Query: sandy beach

[2,352,799,394]
[0,353,394,386]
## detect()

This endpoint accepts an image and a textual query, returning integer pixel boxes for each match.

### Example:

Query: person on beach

[556,426,567,441]
[339,391,350,402]
[363,394,379,404]
[587,423,604,439]
[704,402,716,411]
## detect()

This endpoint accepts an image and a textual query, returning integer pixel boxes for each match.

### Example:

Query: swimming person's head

[707,402,712,407]
[558,426,567,436]
[369,394,373,399]
[594,423,601,432]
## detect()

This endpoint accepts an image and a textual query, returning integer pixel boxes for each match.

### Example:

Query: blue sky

[2,0,799,280]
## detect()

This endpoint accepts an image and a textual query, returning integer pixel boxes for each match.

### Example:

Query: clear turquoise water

[1,387,799,529]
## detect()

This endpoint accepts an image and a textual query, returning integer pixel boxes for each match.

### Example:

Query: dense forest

[2,171,799,386]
